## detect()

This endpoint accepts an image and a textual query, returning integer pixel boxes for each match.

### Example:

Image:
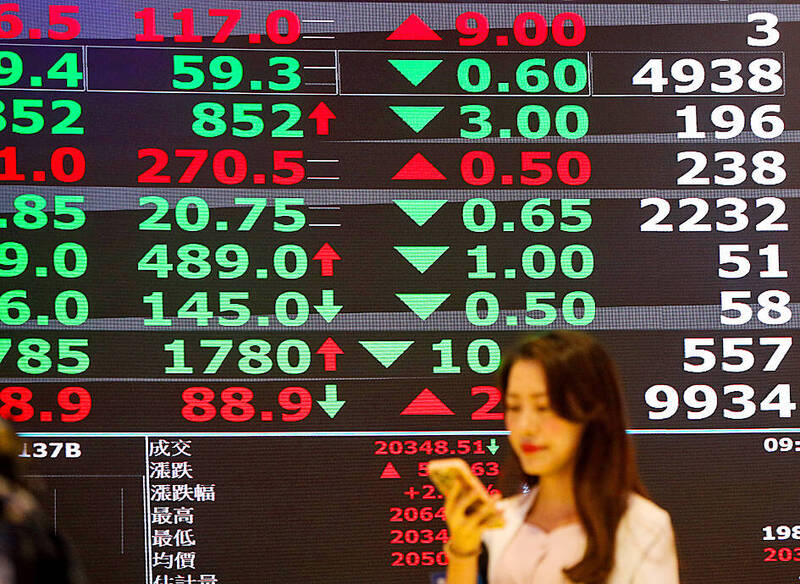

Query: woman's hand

[443,479,504,556]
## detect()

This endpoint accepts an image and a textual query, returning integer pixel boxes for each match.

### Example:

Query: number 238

[677,151,784,186]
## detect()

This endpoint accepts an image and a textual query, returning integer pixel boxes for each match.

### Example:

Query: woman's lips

[521,444,543,453]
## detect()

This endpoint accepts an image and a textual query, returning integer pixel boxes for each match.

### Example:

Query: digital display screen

[0,2,798,582]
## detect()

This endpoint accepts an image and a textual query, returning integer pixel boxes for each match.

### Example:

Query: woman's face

[504,359,584,479]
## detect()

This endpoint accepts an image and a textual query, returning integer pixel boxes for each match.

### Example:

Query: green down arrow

[317,384,345,418]
[394,246,448,273]
[389,106,444,133]
[359,341,415,368]
[314,290,342,322]
[388,59,442,87]
[396,293,450,320]
[393,199,447,227]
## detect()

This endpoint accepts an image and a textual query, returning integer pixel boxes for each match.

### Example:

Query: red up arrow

[316,337,343,371]
[401,388,455,415]
[380,462,401,479]
[387,14,441,41]
[313,243,340,276]
[309,102,336,135]
[392,153,446,180]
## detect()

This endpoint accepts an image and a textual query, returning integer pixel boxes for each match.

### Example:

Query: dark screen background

[1,2,798,582]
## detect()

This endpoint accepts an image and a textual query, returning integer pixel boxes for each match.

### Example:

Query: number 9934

[645,383,795,420]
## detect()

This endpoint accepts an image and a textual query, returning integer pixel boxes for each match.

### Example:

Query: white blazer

[482,489,680,583]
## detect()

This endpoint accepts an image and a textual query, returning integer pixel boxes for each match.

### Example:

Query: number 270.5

[137,148,304,185]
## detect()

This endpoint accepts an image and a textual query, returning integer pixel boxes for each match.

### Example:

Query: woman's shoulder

[619,493,675,543]
[610,494,679,582]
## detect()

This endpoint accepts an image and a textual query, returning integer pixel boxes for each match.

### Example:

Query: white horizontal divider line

[17,429,800,439]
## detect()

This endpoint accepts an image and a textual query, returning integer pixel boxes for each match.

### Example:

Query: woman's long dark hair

[498,331,645,584]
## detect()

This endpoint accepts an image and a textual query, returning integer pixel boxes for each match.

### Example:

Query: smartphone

[427,458,504,526]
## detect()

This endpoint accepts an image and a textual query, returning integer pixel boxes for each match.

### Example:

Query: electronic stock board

[0,1,798,583]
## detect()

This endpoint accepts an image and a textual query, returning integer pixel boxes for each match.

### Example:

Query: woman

[442,331,679,584]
